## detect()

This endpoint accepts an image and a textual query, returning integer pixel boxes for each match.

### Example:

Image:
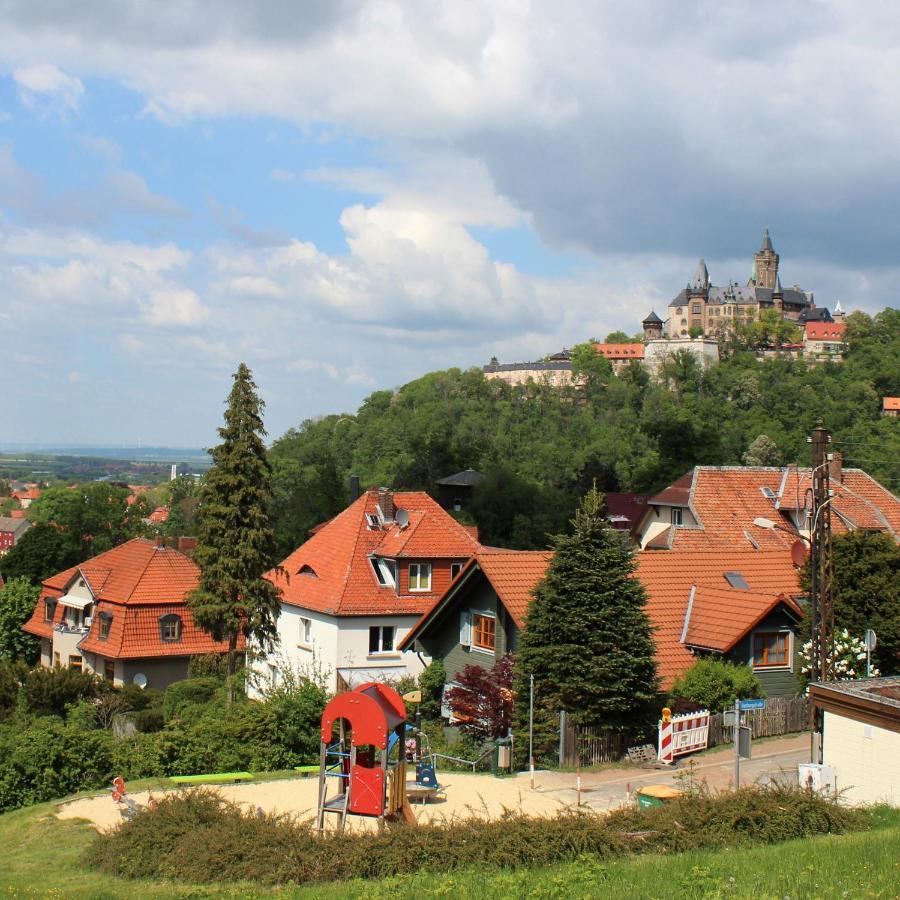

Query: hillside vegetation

[269,308,900,551]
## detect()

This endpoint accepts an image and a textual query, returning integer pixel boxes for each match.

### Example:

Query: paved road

[517,733,811,812]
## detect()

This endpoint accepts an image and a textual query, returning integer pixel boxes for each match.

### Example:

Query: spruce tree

[514,487,658,755]
[189,363,282,701]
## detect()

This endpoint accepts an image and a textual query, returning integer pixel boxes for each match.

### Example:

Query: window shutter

[459,611,472,648]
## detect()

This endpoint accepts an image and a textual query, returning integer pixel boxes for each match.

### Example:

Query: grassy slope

[2,800,897,899]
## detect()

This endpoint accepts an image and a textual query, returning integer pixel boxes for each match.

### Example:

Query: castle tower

[833,300,845,322]
[642,310,664,341]
[753,229,779,289]
[689,258,710,295]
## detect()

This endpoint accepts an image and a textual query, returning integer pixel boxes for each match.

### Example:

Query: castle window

[692,304,701,315]
[676,307,682,315]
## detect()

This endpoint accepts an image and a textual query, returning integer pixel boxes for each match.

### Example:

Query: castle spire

[689,258,709,291]
[761,228,773,252]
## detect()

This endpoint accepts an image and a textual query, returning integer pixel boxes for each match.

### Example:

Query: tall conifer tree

[189,363,281,700]
[514,487,658,753]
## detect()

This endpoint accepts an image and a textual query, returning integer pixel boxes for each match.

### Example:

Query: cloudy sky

[1,1,897,446]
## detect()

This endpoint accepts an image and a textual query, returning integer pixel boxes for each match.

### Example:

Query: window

[369,625,395,654]
[366,513,381,530]
[472,613,496,652]
[104,660,115,682]
[53,652,60,667]
[408,563,432,592]
[98,612,112,639]
[670,508,683,527]
[753,631,790,668]
[69,655,83,671]
[450,562,464,581]
[43,598,57,623]
[298,564,317,578]
[159,614,182,643]
[692,304,701,315]
[724,571,749,590]
[299,616,312,646]
[371,557,396,588]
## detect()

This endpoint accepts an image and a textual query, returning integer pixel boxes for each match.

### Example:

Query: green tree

[189,363,282,701]
[743,434,782,467]
[570,342,614,394]
[0,523,79,584]
[0,577,40,663]
[514,488,658,754]
[670,658,762,711]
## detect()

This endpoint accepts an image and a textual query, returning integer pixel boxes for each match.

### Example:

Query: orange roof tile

[271,490,481,616]
[476,551,552,627]
[592,342,646,360]
[147,506,169,523]
[683,586,802,652]
[805,322,846,341]
[636,550,803,687]
[884,397,900,411]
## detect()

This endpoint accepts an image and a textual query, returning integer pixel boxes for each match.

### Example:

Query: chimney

[829,451,843,484]
[350,475,361,502]
[155,533,166,549]
[177,536,198,555]
[377,489,395,524]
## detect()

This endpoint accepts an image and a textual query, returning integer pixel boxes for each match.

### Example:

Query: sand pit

[57,771,589,833]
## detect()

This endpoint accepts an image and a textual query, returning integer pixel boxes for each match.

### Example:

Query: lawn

[1,797,897,899]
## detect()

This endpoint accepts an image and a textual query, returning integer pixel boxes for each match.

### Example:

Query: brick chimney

[377,489,395,524]
[829,451,843,484]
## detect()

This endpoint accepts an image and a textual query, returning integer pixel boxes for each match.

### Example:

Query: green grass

[1,797,897,899]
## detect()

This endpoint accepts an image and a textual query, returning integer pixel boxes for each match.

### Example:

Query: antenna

[133,672,148,689]
[395,509,410,529]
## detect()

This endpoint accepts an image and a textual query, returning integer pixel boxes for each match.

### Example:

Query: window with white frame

[408,563,431,592]
[369,625,395,654]
[299,616,312,646]
[450,562,463,581]
[670,507,683,527]
[370,557,397,588]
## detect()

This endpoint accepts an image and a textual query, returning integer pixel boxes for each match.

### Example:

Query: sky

[1,1,898,447]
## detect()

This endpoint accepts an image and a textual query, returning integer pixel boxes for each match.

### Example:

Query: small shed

[435,469,486,511]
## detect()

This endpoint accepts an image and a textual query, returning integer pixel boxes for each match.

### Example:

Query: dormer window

[370,557,396,588]
[298,565,318,578]
[98,612,112,639]
[159,614,182,643]
[43,598,57,623]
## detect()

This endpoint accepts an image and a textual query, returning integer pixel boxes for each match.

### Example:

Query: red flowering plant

[444,653,515,742]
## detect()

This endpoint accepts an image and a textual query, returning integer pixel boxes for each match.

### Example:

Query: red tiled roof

[148,506,169,523]
[805,322,846,341]
[604,492,652,533]
[592,343,645,360]
[683,586,802,653]
[271,490,481,616]
[23,538,235,659]
[12,488,41,501]
[649,470,694,507]
[636,550,803,687]
[9,509,26,519]
[884,397,900,411]
[476,551,552,627]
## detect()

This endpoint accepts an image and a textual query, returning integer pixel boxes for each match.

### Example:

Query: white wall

[823,710,900,807]
[335,615,426,688]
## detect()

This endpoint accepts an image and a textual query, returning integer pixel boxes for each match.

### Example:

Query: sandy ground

[57,734,810,833]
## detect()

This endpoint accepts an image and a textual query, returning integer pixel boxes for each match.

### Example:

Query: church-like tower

[752,229,779,289]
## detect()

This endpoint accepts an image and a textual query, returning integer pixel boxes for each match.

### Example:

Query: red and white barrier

[658,710,710,764]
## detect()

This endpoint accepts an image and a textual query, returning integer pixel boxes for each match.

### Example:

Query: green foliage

[189,364,282,690]
[187,653,228,679]
[417,658,445,720]
[514,489,658,759]
[570,341,614,394]
[19,666,103,718]
[0,577,40,663]
[742,433,782,466]
[162,677,225,721]
[88,785,863,886]
[670,658,762,712]
[0,523,80,584]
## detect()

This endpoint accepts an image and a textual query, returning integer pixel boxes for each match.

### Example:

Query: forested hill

[269,309,900,553]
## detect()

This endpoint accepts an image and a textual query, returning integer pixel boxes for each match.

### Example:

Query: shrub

[162,677,225,721]
[20,666,104,718]
[445,653,514,742]
[0,659,27,717]
[187,653,228,679]
[89,785,864,886]
[417,658,445,721]
[670,658,762,712]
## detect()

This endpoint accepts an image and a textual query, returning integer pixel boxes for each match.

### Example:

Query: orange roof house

[402,546,805,696]
[252,489,482,695]
[637,462,900,551]
[883,397,900,416]
[23,538,234,690]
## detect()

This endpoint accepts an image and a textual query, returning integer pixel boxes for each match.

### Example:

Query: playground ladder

[316,724,356,833]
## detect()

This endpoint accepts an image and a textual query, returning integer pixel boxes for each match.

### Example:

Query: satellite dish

[132,672,148,689]
[395,508,410,529]
[790,540,809,568]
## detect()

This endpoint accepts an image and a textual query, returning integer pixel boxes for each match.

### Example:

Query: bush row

[89,785,865,886]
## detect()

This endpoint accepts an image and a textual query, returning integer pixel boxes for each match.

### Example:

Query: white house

[250,489,481,695]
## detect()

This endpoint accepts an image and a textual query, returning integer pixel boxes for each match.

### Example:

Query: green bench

[170,771,254,785]
[294,765,319,777]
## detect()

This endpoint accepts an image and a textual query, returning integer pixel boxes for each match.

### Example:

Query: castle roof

[642,310,663,325]
[760,229,774,252]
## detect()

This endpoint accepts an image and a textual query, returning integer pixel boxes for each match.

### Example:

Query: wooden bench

[169,772,254,785]
[294,765,319,777]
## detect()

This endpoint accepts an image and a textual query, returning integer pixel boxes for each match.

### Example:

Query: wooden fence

[561,695,809,766]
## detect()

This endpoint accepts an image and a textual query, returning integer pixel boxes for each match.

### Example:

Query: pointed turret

[773,274,783,295]
[752,230,779,290]
[689,258,709,292]
[761,228,773,252]
[642,310,664,341]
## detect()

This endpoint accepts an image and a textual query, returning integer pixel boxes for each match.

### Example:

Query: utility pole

[808,423,835,762]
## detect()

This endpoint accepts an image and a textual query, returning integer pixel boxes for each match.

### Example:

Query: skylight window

[724,571,749,590]
[760,487,776,499]
[370,557,396,588]
[366,514,381,530]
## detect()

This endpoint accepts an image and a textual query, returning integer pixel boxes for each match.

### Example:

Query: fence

[560,694,809,766]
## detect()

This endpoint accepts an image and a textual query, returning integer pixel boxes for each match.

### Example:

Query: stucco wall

[822,710,900,806]
[122,657,190,692]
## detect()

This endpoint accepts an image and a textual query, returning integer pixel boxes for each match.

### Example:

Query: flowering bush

[799,628,879,680]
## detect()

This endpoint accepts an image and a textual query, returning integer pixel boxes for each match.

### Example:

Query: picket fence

[561,694,809,766]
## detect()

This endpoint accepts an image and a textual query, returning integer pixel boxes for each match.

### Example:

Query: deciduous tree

[0,577,40,663]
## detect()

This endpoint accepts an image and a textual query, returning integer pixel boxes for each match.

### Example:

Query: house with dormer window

[251,489,481,695]
[23,537,236,690]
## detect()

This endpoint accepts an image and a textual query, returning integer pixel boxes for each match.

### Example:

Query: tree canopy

[0,578,40,663]
[189,363,282,698]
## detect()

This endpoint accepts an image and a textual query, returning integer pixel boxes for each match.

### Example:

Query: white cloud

[140,288,210,327]
[13,63,84,112]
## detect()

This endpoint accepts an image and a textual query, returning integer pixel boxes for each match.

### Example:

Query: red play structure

[315,682,413,831]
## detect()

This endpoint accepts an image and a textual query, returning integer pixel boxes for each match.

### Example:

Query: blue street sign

[739,698,766,711]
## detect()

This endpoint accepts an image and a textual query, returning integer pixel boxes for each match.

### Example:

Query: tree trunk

[226,633,238,704]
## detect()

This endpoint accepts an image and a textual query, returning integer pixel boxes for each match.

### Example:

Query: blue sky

[0,2,897,446]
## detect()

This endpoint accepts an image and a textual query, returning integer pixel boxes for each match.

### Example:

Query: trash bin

[635,784,684,809]
[494,736,512,774]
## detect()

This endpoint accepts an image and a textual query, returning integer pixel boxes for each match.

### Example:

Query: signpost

[733,698,764,786]
[865,630,877,678]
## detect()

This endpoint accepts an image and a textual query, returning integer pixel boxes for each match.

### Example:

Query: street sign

[723,710,737,727]
[739,698,766,711]
[865,629,877,651]
[738,725,752,760]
